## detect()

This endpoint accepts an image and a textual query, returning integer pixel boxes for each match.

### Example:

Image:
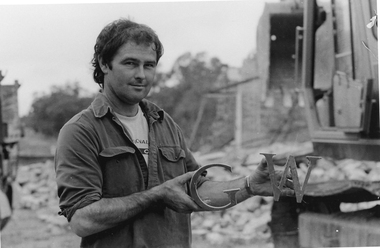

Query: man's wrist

[245,175,255,196]
[149,184,165,203]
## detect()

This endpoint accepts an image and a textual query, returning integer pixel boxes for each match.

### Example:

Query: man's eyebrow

[121,58,156,64]
[121,58,139,62]
[145,60,157,65]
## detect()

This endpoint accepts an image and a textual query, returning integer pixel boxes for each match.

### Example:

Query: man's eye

[125,61,136,66]
[145,64,156,68]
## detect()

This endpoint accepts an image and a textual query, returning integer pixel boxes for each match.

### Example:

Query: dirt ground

[1,208,273,248]
[1,208,80,248]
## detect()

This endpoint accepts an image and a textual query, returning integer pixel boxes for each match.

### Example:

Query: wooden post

[188,97,207,149]
[235,84,242,152]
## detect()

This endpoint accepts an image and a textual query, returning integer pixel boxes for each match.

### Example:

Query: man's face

[102,42,157,109]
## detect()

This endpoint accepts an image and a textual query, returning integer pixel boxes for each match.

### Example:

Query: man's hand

[248,158,295,197]
[69,171,199,237]
[155,171,201,213]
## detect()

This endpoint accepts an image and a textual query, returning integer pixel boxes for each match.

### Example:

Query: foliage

[148,52,229,150]
[25,82,94,137]
[24,52,229,147]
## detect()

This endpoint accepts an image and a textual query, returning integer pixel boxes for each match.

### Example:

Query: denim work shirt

[55,94,203,248]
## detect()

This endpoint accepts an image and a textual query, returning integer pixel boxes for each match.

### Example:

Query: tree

[25,82,94,137]
[148,52,229,150]
[25,53,229,144]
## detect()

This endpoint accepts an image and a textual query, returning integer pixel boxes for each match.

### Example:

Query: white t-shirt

[115,106,149,164]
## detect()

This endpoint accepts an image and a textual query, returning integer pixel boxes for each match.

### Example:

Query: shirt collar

[91,93,164,122]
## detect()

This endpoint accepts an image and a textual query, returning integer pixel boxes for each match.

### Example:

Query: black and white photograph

[0,0,379,247]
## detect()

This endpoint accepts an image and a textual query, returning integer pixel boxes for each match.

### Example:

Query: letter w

[260,153,320,203]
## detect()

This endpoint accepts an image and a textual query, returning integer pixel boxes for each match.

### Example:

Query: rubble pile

[297,157,380,183]
[191,196,274,246]
[12,141,380,245]
[15,160,68,235]
[16,160,57,210]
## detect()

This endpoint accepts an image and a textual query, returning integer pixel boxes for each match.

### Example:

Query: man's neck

[103,93,139,117]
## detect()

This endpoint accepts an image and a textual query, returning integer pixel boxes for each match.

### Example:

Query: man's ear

[99,57,109,74]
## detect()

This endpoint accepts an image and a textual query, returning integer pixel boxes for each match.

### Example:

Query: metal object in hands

[189,163,240,211]
[260,153,321,203]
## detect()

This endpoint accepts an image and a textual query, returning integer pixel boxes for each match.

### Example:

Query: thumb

[258,158,268,170]
[176,171,195,184]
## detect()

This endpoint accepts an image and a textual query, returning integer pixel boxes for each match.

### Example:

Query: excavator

[258,0,379,247]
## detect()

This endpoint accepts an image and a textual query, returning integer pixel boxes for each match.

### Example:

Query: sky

[0,0,277,116]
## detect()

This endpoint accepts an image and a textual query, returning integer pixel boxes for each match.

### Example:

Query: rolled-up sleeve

[55,118,102,222]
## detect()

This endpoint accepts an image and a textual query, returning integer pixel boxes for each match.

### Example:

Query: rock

[47,223,66,235]
[346,168,368,180]
[16,166,30,185]
[205,232,225,245]
[368,167,380,181]
[234,212,250,227]
[242,211,271,235]
[192,229,209,236]
[240,196,262,212]
[202,218,217,230]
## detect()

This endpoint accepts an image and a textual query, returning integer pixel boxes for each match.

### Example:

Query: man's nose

[135,65,146,79]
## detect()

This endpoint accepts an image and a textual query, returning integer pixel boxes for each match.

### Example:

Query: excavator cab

[301,0,379,161]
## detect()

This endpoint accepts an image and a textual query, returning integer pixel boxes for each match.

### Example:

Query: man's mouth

[130,84,145,88]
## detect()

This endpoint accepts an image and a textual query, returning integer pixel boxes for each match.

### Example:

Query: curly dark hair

[91,18,164,88]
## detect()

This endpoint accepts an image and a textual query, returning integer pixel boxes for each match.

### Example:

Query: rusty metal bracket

[189,164,241,211]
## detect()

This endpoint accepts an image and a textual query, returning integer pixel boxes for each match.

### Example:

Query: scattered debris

[14,160,69,234]
[13,141,380,245]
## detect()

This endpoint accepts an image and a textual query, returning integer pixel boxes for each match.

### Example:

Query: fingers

[260,157,267,164]
[275,172,294,189]
[258,158,267,168]
[273,171,295,198]
[175,171,195,184]
[285,178,294,189]
[167,192,202,213]
[279,178,295,197]
[188,197,202,212]
[281,188,295,197]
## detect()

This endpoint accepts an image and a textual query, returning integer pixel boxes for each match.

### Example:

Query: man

[55,18,294,248]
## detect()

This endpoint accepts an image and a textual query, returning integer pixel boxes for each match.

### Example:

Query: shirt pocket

[158,146,186,180]
[99,146,142,197]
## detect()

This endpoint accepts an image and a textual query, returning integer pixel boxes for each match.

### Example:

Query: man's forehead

[124,40,156,50]
[117,41,157,61]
